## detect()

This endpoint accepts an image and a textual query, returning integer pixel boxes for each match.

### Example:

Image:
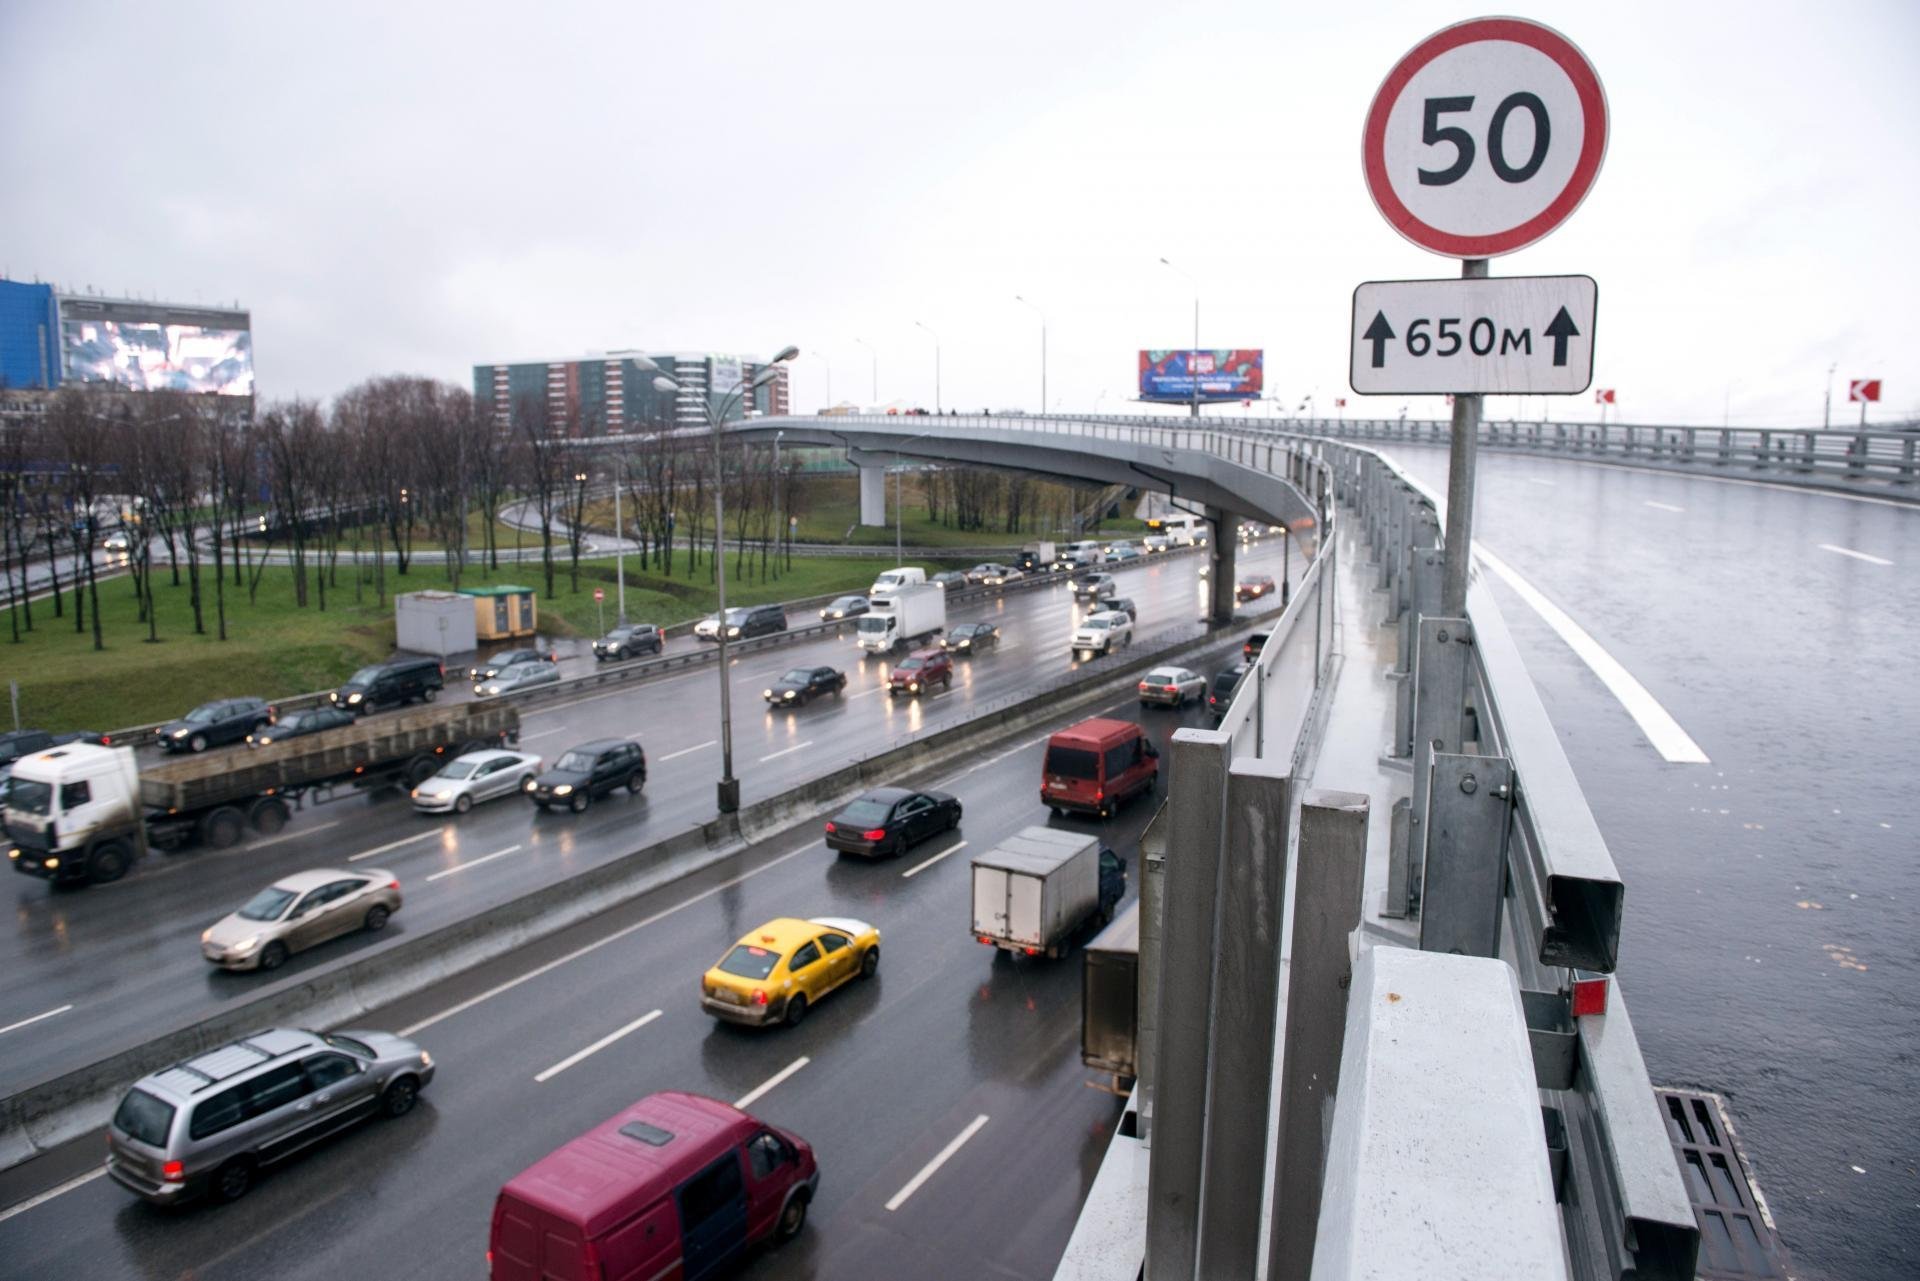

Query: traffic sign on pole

[1350,275,1596,395]
[1848,379,1881,403]
[593,587,605,602]
[1362,17,1608,258]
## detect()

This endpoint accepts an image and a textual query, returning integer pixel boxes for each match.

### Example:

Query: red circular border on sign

[1362,17,1608,258]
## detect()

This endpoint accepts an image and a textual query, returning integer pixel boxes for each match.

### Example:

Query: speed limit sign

[1363,17,1607,258]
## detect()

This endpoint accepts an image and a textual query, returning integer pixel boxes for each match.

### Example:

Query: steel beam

[1418,752,1515,958]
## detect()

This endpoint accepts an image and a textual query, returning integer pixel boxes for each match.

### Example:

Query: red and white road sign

[1849,379,1882,403]
[1595,388,1616,404]
[1363,17,1608,258]
[593,588,605,602]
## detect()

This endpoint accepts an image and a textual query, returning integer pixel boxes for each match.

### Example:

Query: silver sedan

[473,662,561,697]
[411,749,543,814]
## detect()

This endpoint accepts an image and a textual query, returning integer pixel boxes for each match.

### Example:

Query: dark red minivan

[1040,717,1160,819]
[489,1091,818,1281]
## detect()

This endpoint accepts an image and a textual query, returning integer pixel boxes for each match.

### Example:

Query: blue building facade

[0,280,61,390]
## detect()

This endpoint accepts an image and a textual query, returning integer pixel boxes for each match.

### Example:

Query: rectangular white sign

[1349,275,1597,395]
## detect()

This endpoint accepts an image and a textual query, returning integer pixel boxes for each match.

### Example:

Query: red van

[1040,717,1160,819]
[489,1091,818,1281]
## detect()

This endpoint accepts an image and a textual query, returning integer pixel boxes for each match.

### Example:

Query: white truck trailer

[971,826,1126,959]
[854,582,946,654]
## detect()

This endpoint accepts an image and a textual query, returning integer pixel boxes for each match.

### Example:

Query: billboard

[1138,349,1263,403]
[709,353,744,398]
[60,318,254,396]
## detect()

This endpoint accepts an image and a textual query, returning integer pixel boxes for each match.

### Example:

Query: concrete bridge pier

[1206,506,1236,625]
[859,464,887,526]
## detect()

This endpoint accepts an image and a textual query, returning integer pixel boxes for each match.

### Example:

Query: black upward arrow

[1545,306,1580,367]
[1362,311,1395,368]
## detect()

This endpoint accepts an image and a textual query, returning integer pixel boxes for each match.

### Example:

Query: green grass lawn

[0,551,967,732]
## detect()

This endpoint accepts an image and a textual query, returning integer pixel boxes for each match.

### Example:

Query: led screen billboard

[1138,349,1263,403]
[61,319,254,396]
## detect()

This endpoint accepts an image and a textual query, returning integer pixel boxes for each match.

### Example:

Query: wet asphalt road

[1384,445,1918,1281]
[0,538,1296,1095]
[0,684,1204,1281]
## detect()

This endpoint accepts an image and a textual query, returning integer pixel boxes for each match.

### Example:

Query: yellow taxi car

[701,916,881,1028]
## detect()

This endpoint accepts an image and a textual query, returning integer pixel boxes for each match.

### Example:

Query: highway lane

[0,538,1294,1096]
[0,685,1201,1281]
[1378,444,1919,1281]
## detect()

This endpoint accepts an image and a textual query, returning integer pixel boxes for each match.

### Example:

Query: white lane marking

[0,1004,73,1036]
[249,820,340,850]
[658,740,716,762]
[1644,500,1684,513]
[519,727,568,741]
[847,686,886,699]
[1818,543,1893,566]
[424,844,523,883]
[349,831,440,863]
[734,1056,811,1109]
[400,842,814,1036]
[534,1008,662,1083]
[759,740,813,763]
[902,841,967,879]
[1475,547,1710,765]
[0,1168,107,1224]
[885,1114,990,1211]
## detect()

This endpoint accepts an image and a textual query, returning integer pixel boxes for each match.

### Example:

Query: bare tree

[512,394,562,598]
[47,389,107,650]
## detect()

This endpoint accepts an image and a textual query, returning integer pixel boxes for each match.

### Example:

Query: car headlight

[232,935,261,953]
[552,784,573,797]
[523,778,537,791]
[419,1051,433,1068]
[201,928,212,943]
[782,690,795,700]
[909,682,920,691]
[348,693,362,703]
[171,728,189,738]
[727,627,741,637]
[763,688,773,698]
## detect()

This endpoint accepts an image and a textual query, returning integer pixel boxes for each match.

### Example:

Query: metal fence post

[1406,617,1472,908]
[1194,759,1292,1278]
[1418,751,1515,958]
[1269,790,1368,1281]
[1145,728,1231,1279]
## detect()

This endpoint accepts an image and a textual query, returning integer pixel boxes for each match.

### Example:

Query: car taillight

[1024,947,1040,957]
[863,829,887,841]
[824,821,836,834]
[387,880,400,891]
[161,1160,184,1183]
[1095,789,1104,801]
[978,936,993,946]
[753,990,768,1006]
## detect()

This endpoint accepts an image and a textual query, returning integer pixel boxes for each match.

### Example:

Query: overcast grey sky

[4,0,1916,426]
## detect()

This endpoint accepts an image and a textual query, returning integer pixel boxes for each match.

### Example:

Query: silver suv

[106,1026,435,1204]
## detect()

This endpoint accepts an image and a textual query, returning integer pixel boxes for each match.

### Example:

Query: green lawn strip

[0,553,970,732]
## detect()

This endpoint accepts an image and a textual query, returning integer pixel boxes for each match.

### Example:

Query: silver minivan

[106,1026,435,1205]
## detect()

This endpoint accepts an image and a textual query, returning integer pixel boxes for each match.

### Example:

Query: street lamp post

[613,460,626,624]
[1824,361,1837,429]
[638,344,798,814]
[1014,295,1046,413]
[1160,256,1201,419]
[913,321,941,414]
[853,337,878,406]
[773,430,784,574]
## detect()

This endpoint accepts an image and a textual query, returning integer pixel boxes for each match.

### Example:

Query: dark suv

[160,699,273,754]
[1207,665,1247,723]
[527,739,647,813]
[0,729,55,768]
[330,658,445,714]
[592,624,664,661]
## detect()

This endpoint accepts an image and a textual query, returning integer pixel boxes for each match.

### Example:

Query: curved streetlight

[913,321,941,414]
[1014,295,1046,413]
[1159,256,1200,418]
[638,346,799,814]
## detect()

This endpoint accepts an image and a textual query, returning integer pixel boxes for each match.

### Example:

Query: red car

[1235,575,1276,602]
[888,647,953,697]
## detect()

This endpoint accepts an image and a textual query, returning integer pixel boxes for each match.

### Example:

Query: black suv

[592,625,664,661]
[527,739,647,813]
[1207,665,1247,723]
[160,698,273,754]
[1105,596,1139,622]
[709,604,786,642]
[0,729,55,768]
[330,658,445,714]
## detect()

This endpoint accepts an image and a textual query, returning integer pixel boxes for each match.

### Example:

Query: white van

[1065,541,1105,566]
[868,567,926,600]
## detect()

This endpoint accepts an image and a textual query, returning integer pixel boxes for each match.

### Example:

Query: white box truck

[854,582,945,654]
[1018,541,1059,574]
[971,826,1126,959]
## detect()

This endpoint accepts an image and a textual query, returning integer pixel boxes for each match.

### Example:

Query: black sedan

[824,786,962,858]
[593,624,664,661]
[764,666,846,707]
[247,707,354,747]
[468,647,556,681]
[160,698,273,754]
[944,622,999,654]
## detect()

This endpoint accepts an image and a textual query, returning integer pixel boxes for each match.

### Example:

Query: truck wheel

[258,941,288,972]
[860,946,879,979]
[405,756,438,787]
[188,733,209,753]
[251,799,290,835]
[88,841,132,885]
[200,808,244,849]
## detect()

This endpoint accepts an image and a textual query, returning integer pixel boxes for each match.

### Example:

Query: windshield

[895,657,922,671]
[779,670,811,684]
[723,608,751,624]
[556,751,596,772]
[1085,618,1111,630]
[855,617,890,634]
[1045,746,1099,779]
[718,944,780,980]
[8,778,51,815]
[238,886,297,921]
[830,597,858,608]
[183,704,221,723]
[437,760,481,780]
[839,799,892,826]
[321,1032,375,1059]
[346,665,383,686]
[874,572,902,585]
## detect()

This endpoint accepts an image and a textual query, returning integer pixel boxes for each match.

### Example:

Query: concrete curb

[0,586,1256,1179]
